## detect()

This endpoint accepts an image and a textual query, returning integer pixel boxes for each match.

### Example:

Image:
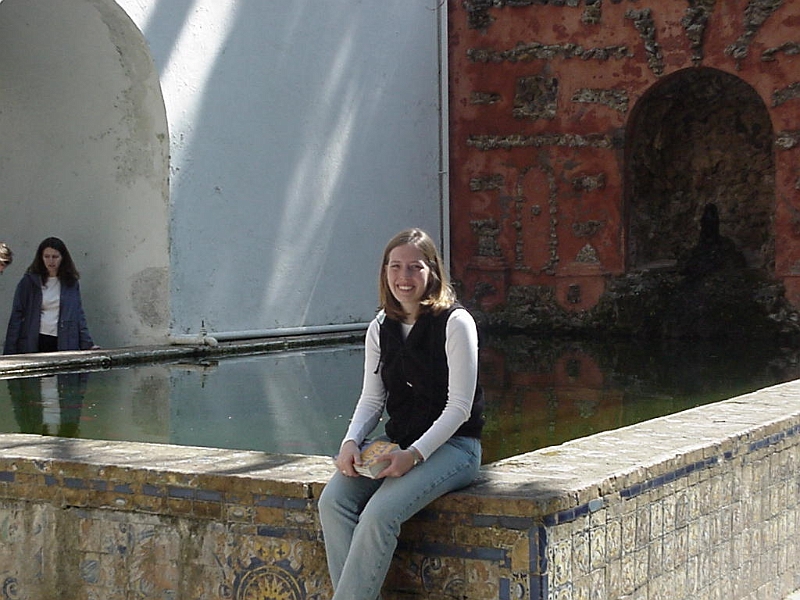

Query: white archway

[0,0,170,347]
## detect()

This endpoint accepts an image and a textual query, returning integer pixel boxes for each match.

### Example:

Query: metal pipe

[437,0,451,266]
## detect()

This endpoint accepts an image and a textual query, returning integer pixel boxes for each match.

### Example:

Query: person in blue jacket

[4,237,98,354]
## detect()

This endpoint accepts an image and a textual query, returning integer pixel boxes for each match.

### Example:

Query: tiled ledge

[1,379,799,599]
[465,378,800,508]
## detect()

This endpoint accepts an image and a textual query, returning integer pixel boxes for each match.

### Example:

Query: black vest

[378,305,484,449]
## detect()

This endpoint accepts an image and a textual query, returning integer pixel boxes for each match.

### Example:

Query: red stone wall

[449,0,800,313]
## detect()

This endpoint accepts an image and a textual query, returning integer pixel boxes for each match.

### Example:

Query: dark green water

[1,336,798,464]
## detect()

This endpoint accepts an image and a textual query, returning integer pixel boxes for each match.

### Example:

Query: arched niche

[0,0,170,346]
[625,67,775,274]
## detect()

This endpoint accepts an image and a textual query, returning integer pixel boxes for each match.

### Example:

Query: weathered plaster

[130,267,169,329]
[448,0,800,328]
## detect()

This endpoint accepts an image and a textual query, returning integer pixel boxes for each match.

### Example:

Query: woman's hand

[334,443,419,478]
[373,449,417,478]
[334,440,361,476]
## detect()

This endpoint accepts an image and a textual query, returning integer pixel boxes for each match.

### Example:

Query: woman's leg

[319,436,481,600]
[318,471,383,589]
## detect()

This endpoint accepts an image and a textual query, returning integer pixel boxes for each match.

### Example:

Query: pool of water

[1,336,798,464]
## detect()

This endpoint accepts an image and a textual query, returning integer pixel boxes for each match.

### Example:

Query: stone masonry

[0,378,798,599]
[449,0,800,320]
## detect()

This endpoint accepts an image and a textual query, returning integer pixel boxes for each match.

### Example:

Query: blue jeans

[318,436,481,600]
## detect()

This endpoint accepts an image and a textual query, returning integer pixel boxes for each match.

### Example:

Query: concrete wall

[0,0,445,348]
[0,380,798,599]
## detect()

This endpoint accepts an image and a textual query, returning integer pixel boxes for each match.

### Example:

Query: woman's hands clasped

[334,440,417,478]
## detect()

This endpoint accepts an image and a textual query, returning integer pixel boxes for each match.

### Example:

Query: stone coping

[2,377,798,519]
[0,332,363,377]
[468,377,800,513]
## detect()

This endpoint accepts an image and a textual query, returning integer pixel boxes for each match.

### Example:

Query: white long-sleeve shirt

[40,277,61,336]
[341,308,479,460]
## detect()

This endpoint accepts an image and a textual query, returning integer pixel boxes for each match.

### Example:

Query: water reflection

[167,348,364,456]
[0,338,798,464]
[479,336,800,462]
[8,373,88,437]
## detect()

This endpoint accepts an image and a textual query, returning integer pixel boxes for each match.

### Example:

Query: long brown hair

[27,237,80,286]
[378,228,456,320]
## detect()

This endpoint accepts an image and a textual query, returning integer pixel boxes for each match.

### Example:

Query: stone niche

[626,67,775,273]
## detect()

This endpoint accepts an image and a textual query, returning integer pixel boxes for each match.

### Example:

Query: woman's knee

[318,481,341,520]
[358,502,402,539]
[319,476,370,521]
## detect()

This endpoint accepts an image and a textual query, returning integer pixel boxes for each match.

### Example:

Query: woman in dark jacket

[4,237,97,354]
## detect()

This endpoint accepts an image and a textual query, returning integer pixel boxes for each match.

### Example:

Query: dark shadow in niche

[593,198,789,341]
[680,202,747,281]
[661,201,769,340]
[624,67,774,274]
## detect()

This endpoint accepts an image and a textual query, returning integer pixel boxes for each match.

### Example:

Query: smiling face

[385,243,431,321]
[42,247,62,278]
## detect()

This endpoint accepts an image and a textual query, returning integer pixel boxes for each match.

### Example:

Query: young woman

[318,228,484,600]
[4,237,97,354]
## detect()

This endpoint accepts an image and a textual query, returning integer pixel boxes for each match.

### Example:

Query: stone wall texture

[0,378,798,599]
[448,0,800,316]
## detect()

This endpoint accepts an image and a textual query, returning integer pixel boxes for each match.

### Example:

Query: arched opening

[625,67,775,274]
[0,0,170,346]
[606,68,793,339]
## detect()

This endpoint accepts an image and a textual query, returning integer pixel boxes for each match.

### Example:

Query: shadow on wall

[146,1,444,338]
